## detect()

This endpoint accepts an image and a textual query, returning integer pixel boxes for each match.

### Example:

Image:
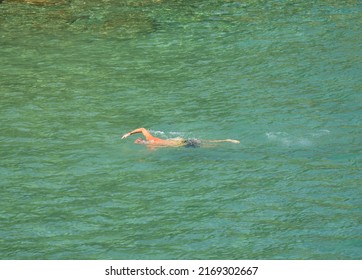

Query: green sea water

[0,0,361,259]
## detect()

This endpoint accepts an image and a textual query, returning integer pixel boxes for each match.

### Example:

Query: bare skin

[121,128,240,147]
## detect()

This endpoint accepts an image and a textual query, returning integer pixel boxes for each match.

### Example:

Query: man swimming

[121,127,240,147]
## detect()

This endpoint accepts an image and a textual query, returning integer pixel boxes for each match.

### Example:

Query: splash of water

[266,130,330,147]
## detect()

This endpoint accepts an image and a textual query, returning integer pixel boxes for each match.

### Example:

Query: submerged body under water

[0,0,361,259]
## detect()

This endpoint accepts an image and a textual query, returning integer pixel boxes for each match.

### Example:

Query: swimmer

[121,128,240,147]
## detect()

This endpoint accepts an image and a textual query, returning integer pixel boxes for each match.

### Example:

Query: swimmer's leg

[202,139,240,144]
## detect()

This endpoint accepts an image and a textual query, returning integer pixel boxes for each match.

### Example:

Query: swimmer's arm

[121,128,154,140]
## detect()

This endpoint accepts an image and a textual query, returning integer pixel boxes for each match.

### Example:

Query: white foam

[310,129,331,138]
[169,131,185,136]
[150,130,187,139]
[266,131,314,147]
[150,130,165,136]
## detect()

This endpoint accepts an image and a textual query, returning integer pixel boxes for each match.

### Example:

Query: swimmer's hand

[121,132,131,139]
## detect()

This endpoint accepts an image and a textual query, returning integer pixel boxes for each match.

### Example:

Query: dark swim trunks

[183,139,201,148]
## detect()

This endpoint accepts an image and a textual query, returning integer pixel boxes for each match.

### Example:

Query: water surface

[0,0,361,259]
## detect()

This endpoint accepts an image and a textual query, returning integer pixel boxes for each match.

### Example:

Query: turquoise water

[1,0,361,259]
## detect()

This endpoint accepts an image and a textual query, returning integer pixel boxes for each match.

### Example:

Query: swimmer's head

[134,138,147,144]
